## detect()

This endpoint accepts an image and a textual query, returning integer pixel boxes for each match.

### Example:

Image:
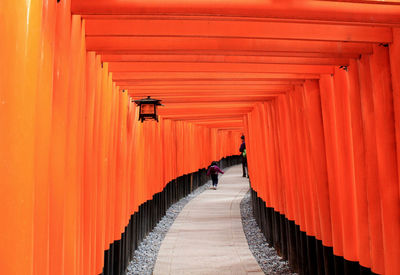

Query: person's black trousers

[211,174,218,186]
[241,156,247,177]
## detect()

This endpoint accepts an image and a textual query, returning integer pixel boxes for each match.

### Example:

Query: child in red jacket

[207,161,224,190]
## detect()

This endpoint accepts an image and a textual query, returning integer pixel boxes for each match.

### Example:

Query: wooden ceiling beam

[122,84,292,91]
[215,127,244,131]
[112,72,320,81]
[159,107,253,115]
[129,90,285,96]
[116,80,304,86]
[98,51,360,59]
[197,121,244,128]
[107,62,334,74]
[101,54,349,66]
[87,36,372,55]
[72,1,400,24]
[85,18,392,43]
[134,97,277,104]
[128,92,288,98]
[194,120,242,124]
[163,102,255,108]
[163,114,245,120]
[184,117,243,122]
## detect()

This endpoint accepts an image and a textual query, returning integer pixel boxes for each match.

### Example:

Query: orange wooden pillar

[33,1,57,275]
[287,87,307,233]
[106,82,118,249]
[390,29,400,197]
[294,85,317,239]
[358,54,385,274]
[245,110,258,194]
[331,66,358,264]
[258,103,271,208]
[277,94,297,224]
[303,80,332,248]
[48,1,72,274]
[369,45,400,275]
[77,19,87,275]
[319,74,344,261]
[102,66,114,263]
[94,62,107,273]
[92,54,103,274]
[0,1,42,274]
[63,14,86,275]
[83,51,98,275]
[265,102,279,213]
[126,101,134,216]
[347,59,371,270]
[118,90,130,237]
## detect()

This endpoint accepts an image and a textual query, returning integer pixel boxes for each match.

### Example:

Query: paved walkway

[153,165,263,275]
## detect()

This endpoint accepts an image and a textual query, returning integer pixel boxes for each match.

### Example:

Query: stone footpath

[126,164,295,275]
[153,165,263,274]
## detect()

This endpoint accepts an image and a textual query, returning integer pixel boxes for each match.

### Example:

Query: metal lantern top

[133,96,163,122]
[134,96,163,106]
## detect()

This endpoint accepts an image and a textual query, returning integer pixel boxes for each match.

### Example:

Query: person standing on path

[207,161,224,189]
[239,135,248,177]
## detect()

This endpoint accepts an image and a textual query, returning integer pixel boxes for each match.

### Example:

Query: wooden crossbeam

[107,62,334,74]
[87,37,372,55]
[85,18,392,43]
[101,54,349,65]
[72,1,400,24]
[112,72,321,81]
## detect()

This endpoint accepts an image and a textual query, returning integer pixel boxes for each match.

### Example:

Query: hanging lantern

[133,96,163,122]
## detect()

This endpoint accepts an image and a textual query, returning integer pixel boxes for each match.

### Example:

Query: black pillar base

[250,188,379,275]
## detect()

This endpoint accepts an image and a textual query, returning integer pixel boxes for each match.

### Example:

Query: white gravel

[240,190,297,275]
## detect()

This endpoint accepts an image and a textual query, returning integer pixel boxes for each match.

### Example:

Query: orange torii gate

[1,0,400,275]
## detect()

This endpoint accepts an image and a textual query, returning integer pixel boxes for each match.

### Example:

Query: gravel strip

[240,190,297,275]
[125,180,213,275]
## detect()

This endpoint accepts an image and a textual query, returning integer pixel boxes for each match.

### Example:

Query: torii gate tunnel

[1,0,400,275]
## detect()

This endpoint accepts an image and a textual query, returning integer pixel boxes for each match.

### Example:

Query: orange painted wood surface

[1,1,400,275]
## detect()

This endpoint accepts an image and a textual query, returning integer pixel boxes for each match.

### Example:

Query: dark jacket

[207,165,224,176]
[239,142,246,154]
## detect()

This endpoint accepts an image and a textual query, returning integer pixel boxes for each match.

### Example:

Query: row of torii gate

[1,0,400,275]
